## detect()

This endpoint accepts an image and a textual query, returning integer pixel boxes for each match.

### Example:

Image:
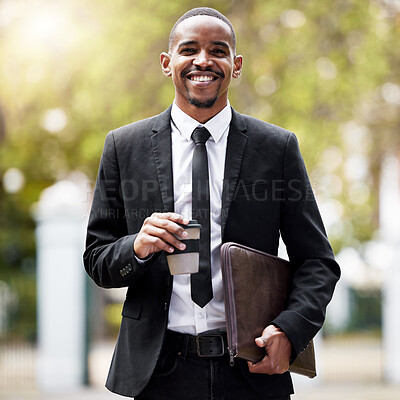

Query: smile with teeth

[190,75,215,82]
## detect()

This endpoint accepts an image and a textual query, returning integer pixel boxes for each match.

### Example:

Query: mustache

[182,68,224,78]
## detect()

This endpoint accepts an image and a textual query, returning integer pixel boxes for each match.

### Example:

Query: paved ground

[2,336,399,399]
[2,383,400,400]
[294,383,400,400]
[0,387,116,400]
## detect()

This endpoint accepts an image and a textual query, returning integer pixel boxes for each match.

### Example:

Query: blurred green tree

[0,0,399,284]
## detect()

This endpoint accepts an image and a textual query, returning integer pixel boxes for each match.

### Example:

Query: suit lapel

[149,106,248,236]
[151,106,175,213]
[221,109,248,238]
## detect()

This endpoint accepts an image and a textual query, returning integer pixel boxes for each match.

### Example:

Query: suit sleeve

[83,131,147,288]
[272,132,340,359]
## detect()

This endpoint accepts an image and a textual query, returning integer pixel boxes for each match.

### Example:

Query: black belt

[166,330,228,358]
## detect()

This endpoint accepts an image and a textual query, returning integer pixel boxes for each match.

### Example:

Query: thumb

[255,337,266,348]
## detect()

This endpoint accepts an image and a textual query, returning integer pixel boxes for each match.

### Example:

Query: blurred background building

[1,0,400,398]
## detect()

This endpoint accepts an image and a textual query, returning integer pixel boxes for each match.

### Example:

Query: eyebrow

[211,41,230,50]
[178,40,198,50]
[177,40,231,51]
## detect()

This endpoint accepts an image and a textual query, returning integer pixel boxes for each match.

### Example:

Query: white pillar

[35,179,88,391]
[380,155,400,384]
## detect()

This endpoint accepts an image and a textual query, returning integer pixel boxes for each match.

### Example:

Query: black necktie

[191,126,213,308]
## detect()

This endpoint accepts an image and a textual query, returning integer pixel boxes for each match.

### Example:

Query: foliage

[0,269,36,342]
[0,0,399,280]
[103,302,123,338]
[348,288,382,332]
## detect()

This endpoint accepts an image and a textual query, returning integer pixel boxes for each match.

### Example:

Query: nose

[193,50,213,68]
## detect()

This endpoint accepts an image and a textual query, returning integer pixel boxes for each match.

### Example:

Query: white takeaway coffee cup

[166,220,201,275]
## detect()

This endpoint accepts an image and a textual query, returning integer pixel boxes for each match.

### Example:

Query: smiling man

[84,7,340,400]
[161,13,242,117]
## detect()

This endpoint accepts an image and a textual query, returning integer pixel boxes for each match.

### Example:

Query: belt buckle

[195,334,225,357]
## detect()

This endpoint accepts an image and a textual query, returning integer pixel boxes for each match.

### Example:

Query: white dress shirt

[167,102,231,334]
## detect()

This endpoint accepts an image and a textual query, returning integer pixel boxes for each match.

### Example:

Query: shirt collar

[171,101,232,143]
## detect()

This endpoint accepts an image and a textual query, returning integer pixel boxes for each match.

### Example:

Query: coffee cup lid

[177,219,201,229]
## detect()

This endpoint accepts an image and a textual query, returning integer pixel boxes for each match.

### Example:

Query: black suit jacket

[83,106,340,398]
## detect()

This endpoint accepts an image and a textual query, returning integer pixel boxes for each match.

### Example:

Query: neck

[174,98,228,124]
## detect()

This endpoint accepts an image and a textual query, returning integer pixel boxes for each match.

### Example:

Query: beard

[187,96,218,108]
[183,71,223,109]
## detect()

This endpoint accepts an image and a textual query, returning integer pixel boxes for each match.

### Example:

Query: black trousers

[135,331,291,400]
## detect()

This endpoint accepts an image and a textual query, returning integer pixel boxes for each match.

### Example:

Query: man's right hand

[133,213,189,259]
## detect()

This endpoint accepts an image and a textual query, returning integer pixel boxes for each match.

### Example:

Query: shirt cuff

[134,253,154,265]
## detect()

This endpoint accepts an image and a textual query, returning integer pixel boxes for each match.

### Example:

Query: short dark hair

[169,7,236,52]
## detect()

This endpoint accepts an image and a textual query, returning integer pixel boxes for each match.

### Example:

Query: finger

[151,212,189,225]
[255,336,272,352]
[146,225,187,251]
[248,356,287,375]
[135,215,190,258]
[256,326,274,346]
[146,216,189,239]
[247,358,273,375]
[255,337,265,348]
[134,232,174,258]
[145,235,175,254]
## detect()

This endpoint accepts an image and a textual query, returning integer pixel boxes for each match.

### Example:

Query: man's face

[161,16,242,117]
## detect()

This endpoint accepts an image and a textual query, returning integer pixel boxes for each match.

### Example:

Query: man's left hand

[247,325,292,375]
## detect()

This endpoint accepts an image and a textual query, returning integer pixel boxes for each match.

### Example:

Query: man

[84,7,340,400]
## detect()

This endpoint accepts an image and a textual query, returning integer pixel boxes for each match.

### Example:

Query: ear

[160,52,172,77]
[232,55,243,78]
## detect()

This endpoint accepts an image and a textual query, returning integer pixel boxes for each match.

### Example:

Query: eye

[180,48,197,55]
[211,48,228,56]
